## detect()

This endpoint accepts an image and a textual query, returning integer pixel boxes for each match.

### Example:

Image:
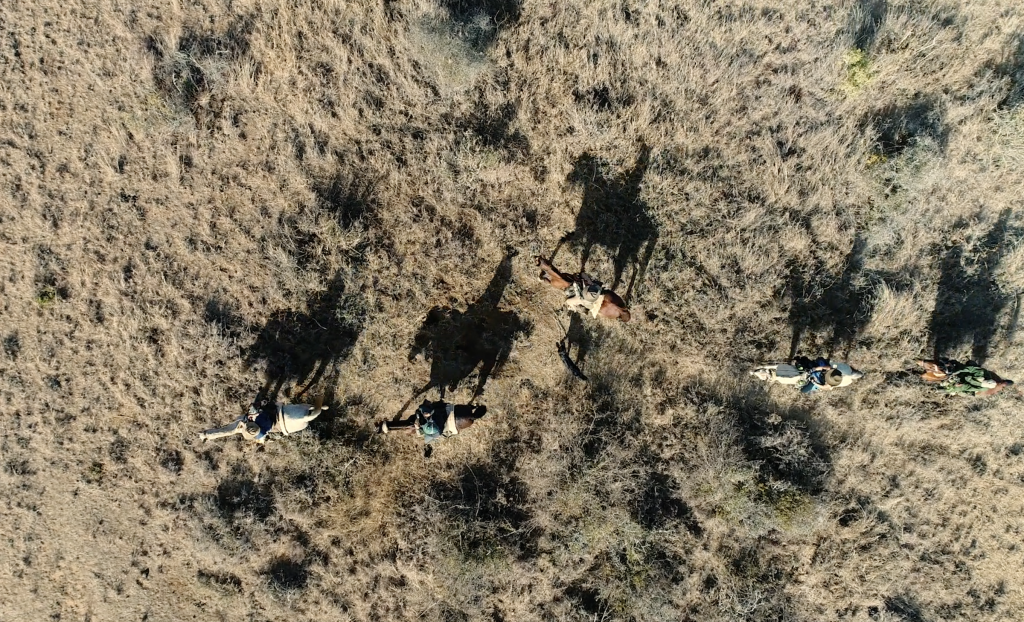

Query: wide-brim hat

[824,369,844,386]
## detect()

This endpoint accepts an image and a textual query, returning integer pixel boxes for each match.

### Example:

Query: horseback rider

[377,400,487,443]
[563,273,606,318]
[916,359,1014,396]
[750,357,863,393]
[199,395,327,444]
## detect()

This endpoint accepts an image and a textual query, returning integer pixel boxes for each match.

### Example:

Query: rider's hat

[824,369,844,386]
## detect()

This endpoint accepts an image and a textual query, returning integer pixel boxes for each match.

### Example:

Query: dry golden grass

[2,0,1024,620]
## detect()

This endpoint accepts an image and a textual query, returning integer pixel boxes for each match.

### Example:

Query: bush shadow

[849,0,888,50]
[407,251,531,403]
[571,374,704,535]
[634,469,704,536]
[687,381,832,497]
[559,146,658,303]
[867,97,949,158]
[930,209,1017,362]
[311,172,377,230]
[431,427,542,559]
[451,96,530,161]
[883,594,929,622]
[215,476,276,524]
[263,557,310,591]
[992,32,1024,110]
[146,16,254,128]
[439,0,522,51]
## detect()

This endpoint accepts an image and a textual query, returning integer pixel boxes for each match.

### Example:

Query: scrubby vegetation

[2,0,1024,620]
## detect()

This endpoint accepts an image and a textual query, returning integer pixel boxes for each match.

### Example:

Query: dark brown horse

[536,256,631,322]
[377,403,487,436]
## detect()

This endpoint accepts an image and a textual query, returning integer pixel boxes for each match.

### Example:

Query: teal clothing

[415,401,456,444]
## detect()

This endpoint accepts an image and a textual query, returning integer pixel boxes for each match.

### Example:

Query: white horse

[200,396,327,444]
[750,361,863,388]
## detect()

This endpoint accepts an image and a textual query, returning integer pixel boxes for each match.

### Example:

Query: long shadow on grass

[787,234,874,360]
[246,171,373,406]
[930,209,1017,363]
[406,250,530,405]
[557,145,659,303]
[993,33,1024,110]
[246,269,365,405]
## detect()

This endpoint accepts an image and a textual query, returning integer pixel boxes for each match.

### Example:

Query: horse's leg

[612,251,627,292]
[536,256,573,290]
[623,262,636,303]
[471,354,498,402]
[626,235,656,303]
[579,242,592,274]
[380,414,420,434]
[551,232,573,262]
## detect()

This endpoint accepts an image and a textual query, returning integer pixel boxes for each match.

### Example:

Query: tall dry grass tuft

[2,0,1024,620]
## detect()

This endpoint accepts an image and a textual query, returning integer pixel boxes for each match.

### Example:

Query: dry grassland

[2,0,1024,620]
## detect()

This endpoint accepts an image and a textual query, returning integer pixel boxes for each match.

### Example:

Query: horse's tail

[557,341,589,382]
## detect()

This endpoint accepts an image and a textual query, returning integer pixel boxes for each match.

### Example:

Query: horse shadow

[560,312,599,368]
[849,0,888,51]
[557,145,658,302]
[993,32,1024,110]
[787,234,874,360]
[246,270,364,405]
[406,251,530,407]
[930,209,1016,363]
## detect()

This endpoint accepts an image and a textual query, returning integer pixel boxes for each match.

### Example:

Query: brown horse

[536,256,631,322]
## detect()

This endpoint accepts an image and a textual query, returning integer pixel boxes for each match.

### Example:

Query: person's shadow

[405,251,530,407]
[246,270,364,405]
[787,234,874,360]
[930,209,1015,363]
[556,145,659,302]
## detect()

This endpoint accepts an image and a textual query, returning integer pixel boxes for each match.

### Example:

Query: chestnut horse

[536,256,631,322]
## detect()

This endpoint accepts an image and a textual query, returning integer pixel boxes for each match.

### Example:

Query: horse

[750,360,864,389]
[377,402,487,437]
[199,395,328,444]
[916,359,1014,396]
[536,256,631,322]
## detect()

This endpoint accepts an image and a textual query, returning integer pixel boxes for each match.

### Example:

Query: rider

[801,365,844,393]
[563,273,605,317]
[377,400,487,443]
[751,356,863,392]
